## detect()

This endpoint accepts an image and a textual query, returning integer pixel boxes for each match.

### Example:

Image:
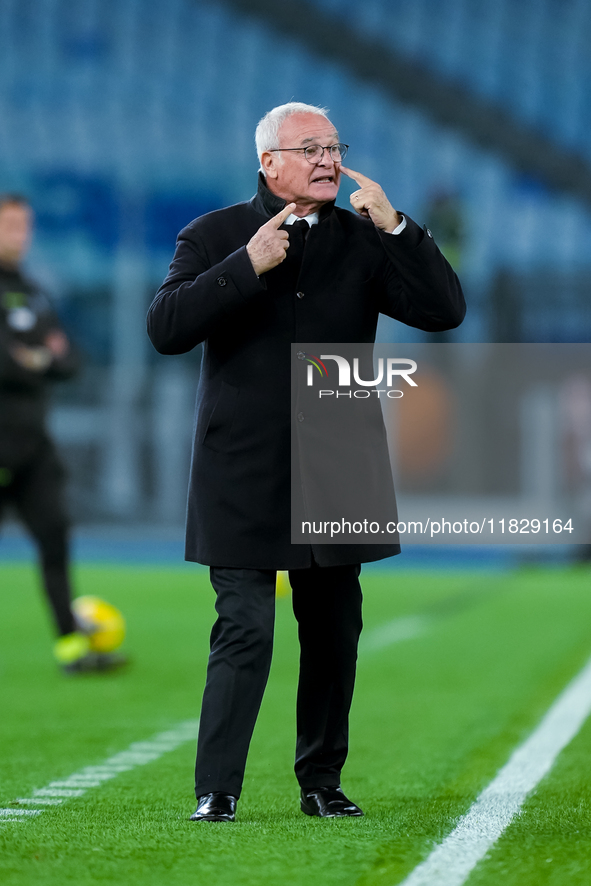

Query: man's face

[262,113,341,214]
[0,203,32,265]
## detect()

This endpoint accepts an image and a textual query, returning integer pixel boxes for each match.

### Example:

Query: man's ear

[261,151,279,180]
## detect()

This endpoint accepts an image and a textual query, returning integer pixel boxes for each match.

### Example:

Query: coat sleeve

[44,340,80,381]
[147,227,266,355]
[42,302,80,381]
[375,215,466,332]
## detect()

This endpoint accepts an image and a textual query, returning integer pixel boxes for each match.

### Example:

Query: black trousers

[0,435,76,637]
[194,561,363,799]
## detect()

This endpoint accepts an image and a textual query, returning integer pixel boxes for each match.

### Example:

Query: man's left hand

[340,166,401,232]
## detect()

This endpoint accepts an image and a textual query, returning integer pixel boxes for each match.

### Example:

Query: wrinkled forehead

[277,113,339,147]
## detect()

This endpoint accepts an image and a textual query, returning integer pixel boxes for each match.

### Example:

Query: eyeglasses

[272,143,349,164]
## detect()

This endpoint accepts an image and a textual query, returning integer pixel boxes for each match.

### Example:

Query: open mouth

[311,175,335,184]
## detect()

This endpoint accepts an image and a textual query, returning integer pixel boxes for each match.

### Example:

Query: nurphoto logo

[302,352,418,398]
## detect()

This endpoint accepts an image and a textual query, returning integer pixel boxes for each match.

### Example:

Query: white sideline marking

[15,798,62,806]
[396,654,591,886]
[1,718,199,825]
[360,615,431,653]
[0,809,41,818]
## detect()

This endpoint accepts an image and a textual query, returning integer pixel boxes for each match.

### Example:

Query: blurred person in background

[425,190,464,273]
[561,375,591,563]
[0,195,123,673]
[148,102,465,822]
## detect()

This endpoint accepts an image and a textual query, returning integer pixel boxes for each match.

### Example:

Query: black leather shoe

[300,786,363,817]
[190,792,237,822]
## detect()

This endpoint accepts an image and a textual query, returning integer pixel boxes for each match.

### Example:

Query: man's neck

[269,195,322,218]
[264,180,326,218]
[253,173,335,222]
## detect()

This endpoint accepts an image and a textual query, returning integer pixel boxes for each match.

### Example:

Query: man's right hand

[246,203,296,276]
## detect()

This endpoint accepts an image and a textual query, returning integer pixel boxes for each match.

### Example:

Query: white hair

[255,102,331,169]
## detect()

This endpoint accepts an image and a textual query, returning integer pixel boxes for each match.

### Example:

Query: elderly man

[148,102,465,822]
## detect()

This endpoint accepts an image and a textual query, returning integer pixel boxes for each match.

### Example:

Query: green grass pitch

[2,560,591,885]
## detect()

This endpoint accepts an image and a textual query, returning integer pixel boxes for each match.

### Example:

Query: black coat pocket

[201,381,239,452]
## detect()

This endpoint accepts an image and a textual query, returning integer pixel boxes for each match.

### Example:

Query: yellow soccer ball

[72,596,126,653]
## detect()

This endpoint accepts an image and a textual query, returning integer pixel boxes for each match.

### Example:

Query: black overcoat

[147,175,465,569]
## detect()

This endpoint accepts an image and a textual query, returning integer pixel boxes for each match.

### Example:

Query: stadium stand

[0,0,590,519]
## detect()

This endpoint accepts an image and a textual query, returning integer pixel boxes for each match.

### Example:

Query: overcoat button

[297,351,305,360]
[426,228,433,238]
[297,412,305,422]
[216,276,227,286]
[296,291,305,299]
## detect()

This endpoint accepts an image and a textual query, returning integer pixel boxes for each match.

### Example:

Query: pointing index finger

[269,203,296,227]
[340,166,374,187]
